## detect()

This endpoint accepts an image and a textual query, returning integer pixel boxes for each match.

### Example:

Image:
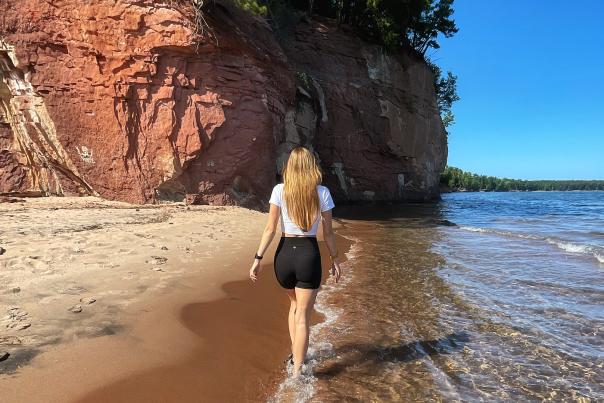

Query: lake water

[272,191,604,402]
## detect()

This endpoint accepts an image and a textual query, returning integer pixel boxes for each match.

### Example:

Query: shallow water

[272,191,604,402]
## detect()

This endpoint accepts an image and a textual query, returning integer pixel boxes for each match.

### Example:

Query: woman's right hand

[330,260,342,283]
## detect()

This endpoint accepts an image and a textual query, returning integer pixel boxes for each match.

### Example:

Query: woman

[249,146,342,378]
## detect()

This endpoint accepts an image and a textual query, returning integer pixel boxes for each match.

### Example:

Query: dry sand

[0,196,352,402]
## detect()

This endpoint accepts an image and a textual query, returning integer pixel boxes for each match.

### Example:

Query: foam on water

[269,235,361,403]
[459,226,604,264]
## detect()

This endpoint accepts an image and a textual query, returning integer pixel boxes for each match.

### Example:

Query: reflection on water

[272,192,604,402]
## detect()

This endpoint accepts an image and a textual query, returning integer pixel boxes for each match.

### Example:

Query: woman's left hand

[249,259,262,282]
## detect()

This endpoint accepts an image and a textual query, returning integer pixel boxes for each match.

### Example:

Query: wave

[459,226,604,264]
[269,234,362,402]
[549,240,604,263]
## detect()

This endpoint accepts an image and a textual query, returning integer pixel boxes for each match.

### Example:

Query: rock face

[277,18,448,202]
[0,0,446,207]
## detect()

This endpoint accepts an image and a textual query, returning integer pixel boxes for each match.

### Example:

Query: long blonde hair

[282,146,322,232]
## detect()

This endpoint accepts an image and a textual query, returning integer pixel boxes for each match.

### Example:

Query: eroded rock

[0,1,446,206]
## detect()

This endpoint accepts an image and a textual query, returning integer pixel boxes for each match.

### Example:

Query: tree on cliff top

[428,61,459,129]
[232,0,458,56]
[229,0,459,129]
[406,0,458,55]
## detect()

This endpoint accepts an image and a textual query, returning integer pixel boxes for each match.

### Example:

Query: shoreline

[440,189,604,193]
[72,230,354,402]
[0,196,354,402]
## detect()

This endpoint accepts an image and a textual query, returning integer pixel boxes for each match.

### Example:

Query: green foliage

[233,0,268,15]
[428,61,459,129]
[296,71,313,91]
[441,166,604,192]
[240,1,457,55]
[407,0,458,55]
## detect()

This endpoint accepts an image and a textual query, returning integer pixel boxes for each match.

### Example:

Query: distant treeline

[441,166,604,191]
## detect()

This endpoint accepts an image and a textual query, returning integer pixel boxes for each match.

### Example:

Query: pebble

[11,287,20,293]
[80,297,96,305]
[0,352,9,362]
[160,246,169,250]
[68,304,82,313]
[0,247,6,255]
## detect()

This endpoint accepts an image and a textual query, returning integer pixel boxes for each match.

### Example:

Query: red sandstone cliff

[0,0,447,208]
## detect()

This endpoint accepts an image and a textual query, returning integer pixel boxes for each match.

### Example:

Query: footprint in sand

[0,335,21,345]
[22,256,49,272]
[1,307,31,330]
[146,256,167,265]
[62,285,88,295]
[68,304,82,313]
[38,294,61,305]
[68,296,97,313]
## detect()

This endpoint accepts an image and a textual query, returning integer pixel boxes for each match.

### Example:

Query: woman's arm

[250,203,280,282]
[255,203,281,258]
[321,209,342,282]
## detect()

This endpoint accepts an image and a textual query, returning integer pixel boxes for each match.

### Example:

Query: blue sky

[431,0,604,180]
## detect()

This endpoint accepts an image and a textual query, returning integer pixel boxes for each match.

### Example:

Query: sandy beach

[0,196,353,402]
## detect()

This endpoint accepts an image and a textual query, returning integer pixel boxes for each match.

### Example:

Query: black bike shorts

[274,236,322,289]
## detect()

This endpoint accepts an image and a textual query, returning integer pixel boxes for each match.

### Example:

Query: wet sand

[75,235,354,402]
[0,196,353,402]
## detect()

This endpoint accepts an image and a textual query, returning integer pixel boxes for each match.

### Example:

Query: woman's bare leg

[286,289,297,349]
[292,287,319,377]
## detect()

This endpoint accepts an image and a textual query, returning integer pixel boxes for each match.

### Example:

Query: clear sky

[431,0,604,180]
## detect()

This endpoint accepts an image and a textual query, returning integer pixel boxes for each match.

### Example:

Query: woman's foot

[292,358,306,378]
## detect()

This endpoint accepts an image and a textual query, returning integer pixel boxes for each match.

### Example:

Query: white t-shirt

[269,183,335,236]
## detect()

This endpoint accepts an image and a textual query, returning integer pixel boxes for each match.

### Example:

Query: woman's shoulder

[317,184,331,194]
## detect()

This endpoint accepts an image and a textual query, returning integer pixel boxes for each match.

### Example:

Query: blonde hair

[282,146,322,232]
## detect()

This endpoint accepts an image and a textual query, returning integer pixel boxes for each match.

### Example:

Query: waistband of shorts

[280,235,318,243]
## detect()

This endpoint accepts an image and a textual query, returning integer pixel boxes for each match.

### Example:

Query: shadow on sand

[315,331,471,379]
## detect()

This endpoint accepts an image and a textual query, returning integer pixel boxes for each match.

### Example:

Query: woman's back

[269,183,335,236]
